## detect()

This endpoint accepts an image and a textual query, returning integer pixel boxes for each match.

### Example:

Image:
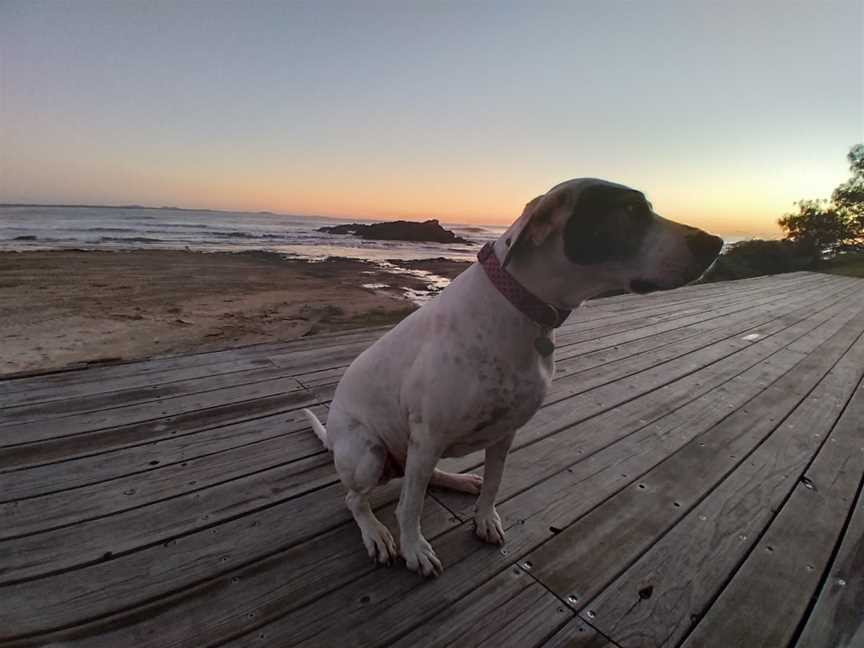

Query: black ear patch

[563,185,653,265]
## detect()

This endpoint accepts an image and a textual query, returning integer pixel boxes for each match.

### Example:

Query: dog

[303,178,723,576]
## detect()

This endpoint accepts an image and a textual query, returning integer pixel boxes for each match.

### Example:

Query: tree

[777,199,851,257]
[778,144,864,257]
[831,143,864,250]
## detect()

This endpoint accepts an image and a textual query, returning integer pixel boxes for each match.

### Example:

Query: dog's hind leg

[430,469,483,495]
[330,419,398,565]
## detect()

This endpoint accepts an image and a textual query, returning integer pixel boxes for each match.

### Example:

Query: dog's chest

[442,361,550,457]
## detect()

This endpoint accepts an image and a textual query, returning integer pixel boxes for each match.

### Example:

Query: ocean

[0,205,504,263]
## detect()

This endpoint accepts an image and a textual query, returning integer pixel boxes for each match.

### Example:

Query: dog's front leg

[474,431,515,545]
[397,421,444,577]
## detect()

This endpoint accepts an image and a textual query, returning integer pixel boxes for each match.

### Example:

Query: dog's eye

[625,203,650,221]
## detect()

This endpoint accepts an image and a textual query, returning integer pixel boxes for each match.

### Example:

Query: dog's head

[499,178,723,305]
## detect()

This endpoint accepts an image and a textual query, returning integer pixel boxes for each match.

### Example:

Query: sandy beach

[0,250,469,376]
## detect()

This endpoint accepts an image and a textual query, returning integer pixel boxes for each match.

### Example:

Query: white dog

[304,178,722,576]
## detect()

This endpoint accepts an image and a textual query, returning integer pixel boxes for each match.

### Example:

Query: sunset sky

[1,1,861,238]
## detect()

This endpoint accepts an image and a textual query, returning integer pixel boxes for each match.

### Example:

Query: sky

[1,1,862,237]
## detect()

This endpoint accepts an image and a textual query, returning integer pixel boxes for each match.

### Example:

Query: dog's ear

[501,192,565,267]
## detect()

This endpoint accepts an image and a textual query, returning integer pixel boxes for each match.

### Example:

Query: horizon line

[0,202,510,228]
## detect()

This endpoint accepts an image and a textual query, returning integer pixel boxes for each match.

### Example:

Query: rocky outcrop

[318,219,472,244]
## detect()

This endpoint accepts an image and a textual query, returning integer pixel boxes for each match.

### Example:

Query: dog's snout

[686,232,723,266]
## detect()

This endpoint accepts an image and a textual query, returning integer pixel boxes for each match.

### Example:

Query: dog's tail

[302,408,331,450]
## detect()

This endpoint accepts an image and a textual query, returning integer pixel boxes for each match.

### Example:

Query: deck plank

[0,404,329,501]
[387,567,571,648]
[0,357,276,409]
[543,618,619,648]
[0,376,307,447]
[0,326,389,398]
[795,458,864,648]
[0,363,313,425]
[0,388,319,472]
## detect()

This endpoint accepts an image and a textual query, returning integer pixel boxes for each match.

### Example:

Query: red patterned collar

[477,242,571,329]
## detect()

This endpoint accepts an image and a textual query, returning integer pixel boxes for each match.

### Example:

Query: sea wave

[209,231,287,240]
[99,236,167,244]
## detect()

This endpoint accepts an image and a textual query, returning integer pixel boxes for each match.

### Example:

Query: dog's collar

[477,242,571,329]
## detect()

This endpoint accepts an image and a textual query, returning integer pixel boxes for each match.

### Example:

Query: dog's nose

[686,232,724,267]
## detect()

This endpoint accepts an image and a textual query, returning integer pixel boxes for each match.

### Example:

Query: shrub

[700,239,814,283]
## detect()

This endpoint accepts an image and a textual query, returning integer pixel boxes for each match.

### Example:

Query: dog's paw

[448,472,483,495]
[474,509,505,545]
[361,520,398,565]
[401,537,443,577]
[431,470,484,495]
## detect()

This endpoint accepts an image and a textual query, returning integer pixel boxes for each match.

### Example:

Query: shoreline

[0,249,470,376]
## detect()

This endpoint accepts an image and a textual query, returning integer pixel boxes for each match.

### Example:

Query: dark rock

[318,219,472,245]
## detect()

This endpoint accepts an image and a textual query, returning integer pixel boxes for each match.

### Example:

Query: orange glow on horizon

[0,133,827,240]
[128,174,788,239]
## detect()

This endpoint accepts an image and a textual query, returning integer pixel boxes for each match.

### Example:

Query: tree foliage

[832,143,864,247]
[778,144,864,256]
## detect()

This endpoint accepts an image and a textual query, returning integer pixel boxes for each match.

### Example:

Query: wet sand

[0,250,470,376]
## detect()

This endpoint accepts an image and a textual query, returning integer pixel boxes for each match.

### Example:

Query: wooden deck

[2,271,863,648]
